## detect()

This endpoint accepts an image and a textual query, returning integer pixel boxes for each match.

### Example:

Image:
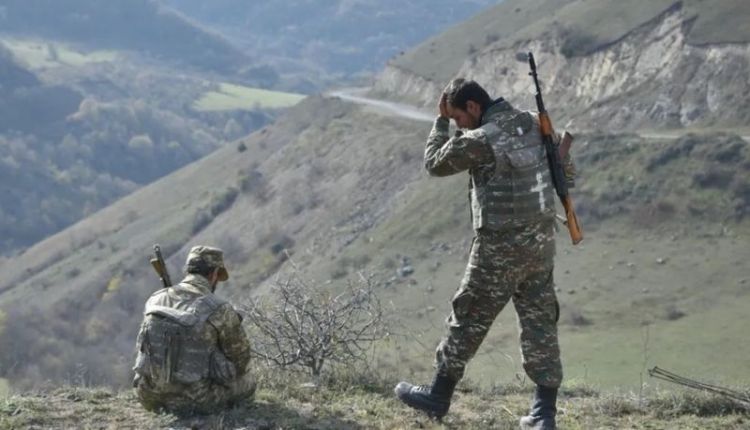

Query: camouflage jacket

[425,99,556,230]
[133,274,250,394]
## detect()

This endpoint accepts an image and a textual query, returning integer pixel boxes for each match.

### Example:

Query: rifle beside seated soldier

[133,245,255,415]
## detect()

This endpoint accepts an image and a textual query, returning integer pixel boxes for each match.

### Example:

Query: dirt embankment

[374,5,750,131]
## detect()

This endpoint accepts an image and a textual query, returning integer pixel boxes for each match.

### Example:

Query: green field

[194,83,306,112]
[0,379,9,398]
[2,38,117,69]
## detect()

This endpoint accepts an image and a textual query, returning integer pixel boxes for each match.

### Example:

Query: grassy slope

[3,38,297,113]
[0,96,748,394]
[295,131,750,389]
[391,0,750,82]
[0,97,432,389]
[1,383,748,429]
[2,38,118,69]
[193,83,306,111]
[390,0,575,82]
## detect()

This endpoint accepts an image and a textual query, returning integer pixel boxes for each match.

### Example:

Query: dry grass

[1,379,748,430]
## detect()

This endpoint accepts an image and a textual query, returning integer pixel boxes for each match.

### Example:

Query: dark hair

[444,78,492,112]
[185,258,215,277]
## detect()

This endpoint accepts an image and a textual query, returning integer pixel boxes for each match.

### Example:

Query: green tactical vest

[134,286,225,386]
[469,102,555,230]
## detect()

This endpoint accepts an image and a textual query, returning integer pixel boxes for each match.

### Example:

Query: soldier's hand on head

[438,94,449,119]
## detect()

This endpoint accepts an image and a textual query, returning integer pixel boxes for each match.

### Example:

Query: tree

[241,269,388,377]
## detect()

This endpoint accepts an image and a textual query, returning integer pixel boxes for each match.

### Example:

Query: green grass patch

[0,379,9,398]
[193,83,305,112]
[2,38,117,69]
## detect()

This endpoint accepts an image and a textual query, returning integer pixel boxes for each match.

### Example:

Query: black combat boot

[519,385,558,430]
[394,373,457,420]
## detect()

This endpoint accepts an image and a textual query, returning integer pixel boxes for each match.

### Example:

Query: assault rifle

[522,52,583,245]
[150,244,172,288]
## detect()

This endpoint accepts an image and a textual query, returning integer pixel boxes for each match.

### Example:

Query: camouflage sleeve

[208,304,251,374]
[424,116,494,176]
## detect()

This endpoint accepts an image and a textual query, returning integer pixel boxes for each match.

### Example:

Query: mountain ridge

[375,0,750,130]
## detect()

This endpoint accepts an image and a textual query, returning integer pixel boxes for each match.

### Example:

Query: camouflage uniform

[425,99,562,388]
[133,246,255,414]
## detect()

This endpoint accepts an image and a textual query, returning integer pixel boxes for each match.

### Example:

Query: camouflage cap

[185,245,229,281]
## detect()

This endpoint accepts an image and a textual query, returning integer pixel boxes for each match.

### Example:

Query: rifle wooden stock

[539,111,553,135]
[150,244,172,288]
[150,258,164,277]
[562,195,583,245]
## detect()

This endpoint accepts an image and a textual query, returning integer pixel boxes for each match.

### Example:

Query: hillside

[1,382,748,429]
[0,93,748,393]
[162,0,497,80]
[0,0,248,74]
[1,0,749,418]
[375,0,750,130]
[0,44,82,132]
[0,38,277,254]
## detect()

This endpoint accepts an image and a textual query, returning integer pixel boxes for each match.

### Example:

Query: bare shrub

[631,200,677,228]
[692,166,733,189]
[241,270,388,377]
[664,306,686,321]
[238,168,270,203]
[560,26,598,58]
[215,232,250,266]
[191,208,213,234]
[210,187,239,216]
[568,308,593,327]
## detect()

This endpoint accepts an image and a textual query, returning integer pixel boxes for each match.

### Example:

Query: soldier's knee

[524,362,563,388]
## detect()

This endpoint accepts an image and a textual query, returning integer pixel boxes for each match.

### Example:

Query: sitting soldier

[133,245,255,415]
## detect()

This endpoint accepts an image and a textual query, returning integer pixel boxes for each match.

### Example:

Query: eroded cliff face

[374,6,750,130]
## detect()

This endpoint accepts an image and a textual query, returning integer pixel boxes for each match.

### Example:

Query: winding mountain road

[327,88,434,123]
[327,88,750,142]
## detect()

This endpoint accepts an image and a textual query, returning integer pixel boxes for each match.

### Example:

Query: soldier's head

[184,245,229,292]
[443,78,492,130]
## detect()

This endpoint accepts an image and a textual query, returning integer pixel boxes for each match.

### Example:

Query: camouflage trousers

[135,373,256,415]
[435,220,562,388]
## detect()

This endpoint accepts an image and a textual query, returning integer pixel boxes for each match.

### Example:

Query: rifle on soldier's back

[150,244,172,288]
[522,52,583,245]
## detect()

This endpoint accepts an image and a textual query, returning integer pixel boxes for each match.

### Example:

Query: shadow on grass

[163,396,366,430]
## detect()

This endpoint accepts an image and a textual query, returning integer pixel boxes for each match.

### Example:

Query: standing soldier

[133,245,256,415]
[395,79,562,430]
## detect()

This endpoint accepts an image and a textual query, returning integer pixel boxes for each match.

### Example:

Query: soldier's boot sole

[519,415,556,430]
[394,381,450,420]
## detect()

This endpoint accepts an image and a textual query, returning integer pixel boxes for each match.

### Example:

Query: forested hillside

[163,0,497,80]
[0,23,274,253]
[0,0,247,73]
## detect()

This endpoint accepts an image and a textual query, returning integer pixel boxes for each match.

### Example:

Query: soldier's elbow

[424,163,445,177]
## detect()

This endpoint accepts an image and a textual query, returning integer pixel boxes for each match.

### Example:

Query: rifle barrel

[527,52,583,245]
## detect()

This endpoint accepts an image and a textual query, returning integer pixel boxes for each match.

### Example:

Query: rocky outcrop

[375,5,750,130]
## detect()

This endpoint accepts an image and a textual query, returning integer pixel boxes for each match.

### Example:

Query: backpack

[134,294,221,386]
